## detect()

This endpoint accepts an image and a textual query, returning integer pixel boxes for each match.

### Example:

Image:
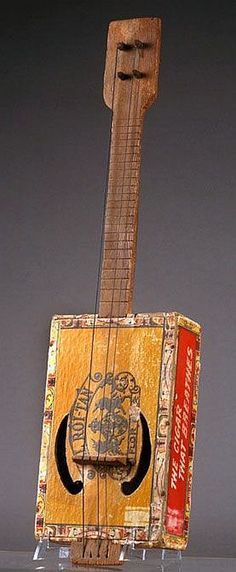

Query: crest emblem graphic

[69,371,140,466]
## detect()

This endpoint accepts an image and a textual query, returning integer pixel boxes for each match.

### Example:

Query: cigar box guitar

[35,17,201,566]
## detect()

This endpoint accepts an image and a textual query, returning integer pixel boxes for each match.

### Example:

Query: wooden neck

[98,90,144,318]
[98,17,161,318]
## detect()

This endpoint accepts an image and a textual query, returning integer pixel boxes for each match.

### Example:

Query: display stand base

[33,538,182,570]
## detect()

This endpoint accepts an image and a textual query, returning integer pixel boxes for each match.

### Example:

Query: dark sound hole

[55,414,83,495]
[121,412,151,496]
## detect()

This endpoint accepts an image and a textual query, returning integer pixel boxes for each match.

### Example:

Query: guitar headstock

[103,17,161,113]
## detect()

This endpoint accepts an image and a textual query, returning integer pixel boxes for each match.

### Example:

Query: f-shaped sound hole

[121,412,151,495]
[55,414,83,495]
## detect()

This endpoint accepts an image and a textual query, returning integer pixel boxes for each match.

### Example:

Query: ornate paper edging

[150,313,178,542]
[52,312,165,330]
[35,317,60,538]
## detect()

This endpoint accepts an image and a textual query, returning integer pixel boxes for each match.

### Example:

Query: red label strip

[166,327,197,536]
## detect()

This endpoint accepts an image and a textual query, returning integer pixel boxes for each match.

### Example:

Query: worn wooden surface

[99,18,161,318]
[71,539,122,566]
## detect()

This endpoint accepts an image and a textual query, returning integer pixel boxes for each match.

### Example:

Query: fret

[110,145,141,150]
[109,157,140,162]
[111,136,140,141]
[112,121,142,125]
[103,242,133,250]
[111,141,140,146]
[100,280,128,289]
[106,205,136,210]
[109,150,140,154]
[112,124,141,129]
[108,175,138,179]
[105,206,136,212]
[104,228,134,235]
[109,152,140,156]
[102,269,130,277]
[109,153,140,158]
[109,160,139,165]
[104,226,135,233]
[108,174,139,179]
[102,251,133,259]
[110,150,140,155]
[105,205,137,214]
[106,203,136,210]
[105,205,136,211]
[107,189,138,195]
[100,289,128,298]
[105,213,136,220]
[112,125,141,129]
[109,159,139,164]
[112,131,141,137]
[106,197,136,202]
[104,232,134,240]
[108,183,138,188]
[103,262,131,270]
[107,192,137,196]
[105,210,136,217]
[108,166,139,171]
[108,171,138,175]
[107,186,138,190]
[103,251,133,260]
[108,183,137,187]
[99,296,129,303]
[103,256,133,262]
[106,200,137,206]
[104,245,133,251]
[105,216,135,223]
[100,285,128,291]
[100,302,129,306]
[106,198,137,205]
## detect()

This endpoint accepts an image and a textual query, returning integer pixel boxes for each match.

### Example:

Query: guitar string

[105,26,154,547]
[94,46,135,550]
[109,50,142,470]
[110,27,152,542]
[103,50,142,540]
[99,46,140,541]
[80,45,120,550]
[110,50,142,372]
[96,49,137,545]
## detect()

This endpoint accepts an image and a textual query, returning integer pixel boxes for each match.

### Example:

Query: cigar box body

[35,311,201,550]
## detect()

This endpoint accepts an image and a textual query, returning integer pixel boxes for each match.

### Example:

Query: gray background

[0,0,235,557]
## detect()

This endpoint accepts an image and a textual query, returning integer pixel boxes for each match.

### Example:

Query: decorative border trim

[150,313,178,542]
[35,317,60,538]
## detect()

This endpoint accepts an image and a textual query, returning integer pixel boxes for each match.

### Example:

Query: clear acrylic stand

[33,538,182,570]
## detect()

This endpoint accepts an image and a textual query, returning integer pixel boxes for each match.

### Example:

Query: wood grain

[71,539,122,566]
[99,18,161,318]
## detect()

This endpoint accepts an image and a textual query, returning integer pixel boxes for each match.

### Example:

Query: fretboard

[98,106,143,318]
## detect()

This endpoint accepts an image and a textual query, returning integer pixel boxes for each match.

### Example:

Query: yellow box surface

[35,312,201,549]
